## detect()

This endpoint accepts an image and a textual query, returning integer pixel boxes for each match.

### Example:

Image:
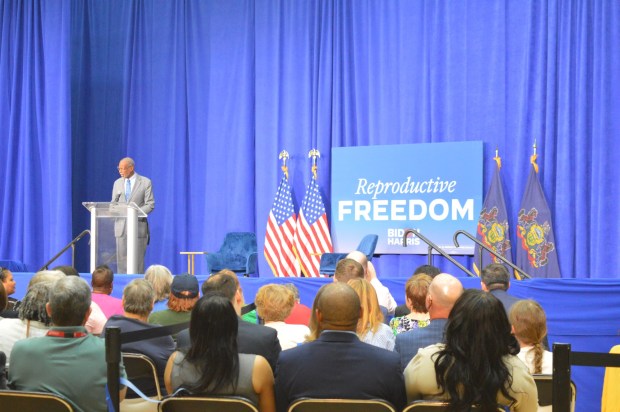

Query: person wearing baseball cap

[148,274,198,326]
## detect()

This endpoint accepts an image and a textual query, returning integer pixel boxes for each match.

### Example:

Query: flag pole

[279,150,289,180]
[308,149,320,179]
[531,140,539,173]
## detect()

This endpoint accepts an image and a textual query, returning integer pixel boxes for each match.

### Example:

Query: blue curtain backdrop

[1,0,619,278]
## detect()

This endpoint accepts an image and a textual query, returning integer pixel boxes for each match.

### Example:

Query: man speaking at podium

[112,157,155,274]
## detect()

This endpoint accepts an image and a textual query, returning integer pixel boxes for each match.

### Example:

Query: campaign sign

[331,142,483,254]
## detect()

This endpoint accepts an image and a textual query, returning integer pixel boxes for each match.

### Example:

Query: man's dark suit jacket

[176,318,281,372]
[490,289,521,315]
[394,318,448,371]
[274,331,406,412]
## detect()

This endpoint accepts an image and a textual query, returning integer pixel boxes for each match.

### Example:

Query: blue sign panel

[331,142,483,254]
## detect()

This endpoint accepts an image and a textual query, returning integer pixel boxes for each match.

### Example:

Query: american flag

[293,177,333,277]
[264,177,300,277]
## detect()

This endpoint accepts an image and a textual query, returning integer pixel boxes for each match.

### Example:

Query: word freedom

[356,177,457,200]
[338,199,475,221]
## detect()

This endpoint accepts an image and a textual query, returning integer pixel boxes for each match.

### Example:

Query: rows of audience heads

[0,260,551,412]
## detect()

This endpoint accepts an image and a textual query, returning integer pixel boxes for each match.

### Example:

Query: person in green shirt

[9,276,127,412]
[148,273,198,326]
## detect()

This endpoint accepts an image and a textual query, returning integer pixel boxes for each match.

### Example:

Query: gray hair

[28,270,65,289]
[48,276,92,326]
[19,282,54,325]
[284,283,300,301]
[144,264,173,302]
[121,157,135,167]
[123,279,154,317]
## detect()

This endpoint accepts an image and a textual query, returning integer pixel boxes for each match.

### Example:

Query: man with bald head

[275,283,406,412]
[346,250,398,315]
[394,273,463,371]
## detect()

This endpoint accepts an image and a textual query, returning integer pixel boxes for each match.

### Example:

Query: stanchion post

[105,326,121,412]
[552,343,572,412]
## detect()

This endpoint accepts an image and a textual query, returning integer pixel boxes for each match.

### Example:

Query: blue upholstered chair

[205,232,258,277]
[319,234,379,276]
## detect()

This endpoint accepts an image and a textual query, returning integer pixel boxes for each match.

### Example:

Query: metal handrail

[402,228,477,277]
[38,230,90,271]
[453,230,531,279]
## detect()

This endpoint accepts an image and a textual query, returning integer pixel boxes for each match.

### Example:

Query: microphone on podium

[114,191,121,202]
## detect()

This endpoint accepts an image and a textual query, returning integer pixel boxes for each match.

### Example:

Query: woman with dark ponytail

[510,299,552,375]
[164,294,275,412]
[404,289,538,412]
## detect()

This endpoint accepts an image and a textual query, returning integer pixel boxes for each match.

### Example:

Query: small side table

[179,251,207,275]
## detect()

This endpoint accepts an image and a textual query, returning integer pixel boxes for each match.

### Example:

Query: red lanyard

[46,330,88,338]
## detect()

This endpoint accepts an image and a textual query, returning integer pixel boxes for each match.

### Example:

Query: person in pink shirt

[90,265,124,319]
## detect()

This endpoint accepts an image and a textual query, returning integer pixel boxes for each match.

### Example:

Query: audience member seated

[275,282,406,412]
[149,274,198,326]
[332,257,364,283]
[347,278,395,351]
[303,283,326,343]
[390,273,432,335]
[144,264,173,312]
[176,272,281,372]
[255,284,309,350]
[346,251,398,315]
[9,276,127,412]
[510,299,552,375]
[481,263,521,314]
[105,279,175,397]
[394,265,440,317]
[46,267,108,334]
[0,282,54,366]
[283,283,311,326]
[164,294,275,412]
[91,264,124,318]
[217,269,259,324]
[404,289,538,410]
[395,273,463,370]
[27,269,65,288]
[0,267,19,317]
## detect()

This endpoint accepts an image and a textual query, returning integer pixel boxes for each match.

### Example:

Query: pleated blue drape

[1,0,618,279]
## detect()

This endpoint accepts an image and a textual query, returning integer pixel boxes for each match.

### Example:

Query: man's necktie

[125,179,131,202]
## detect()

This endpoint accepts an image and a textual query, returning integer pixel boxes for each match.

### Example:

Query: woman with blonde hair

[390,273,432,335]
[255,284,309,350]
[144,265,173,312]
[510,299,552,375]
[347,278,395,351]
[304,285,325,343]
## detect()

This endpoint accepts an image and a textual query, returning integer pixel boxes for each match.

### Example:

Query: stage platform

[9,273,620,411]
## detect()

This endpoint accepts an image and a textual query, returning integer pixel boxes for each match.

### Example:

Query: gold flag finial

[531,140,539,173]
[279,150,290,180]
[493,147,501,169]
[308,149,320,180]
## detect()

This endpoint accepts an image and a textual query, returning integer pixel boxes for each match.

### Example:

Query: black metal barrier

[552,343,620,412]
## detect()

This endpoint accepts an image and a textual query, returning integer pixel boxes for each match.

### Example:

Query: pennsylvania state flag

[515,155,560,278]
[474,155,512,275]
